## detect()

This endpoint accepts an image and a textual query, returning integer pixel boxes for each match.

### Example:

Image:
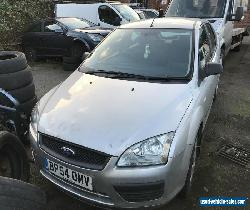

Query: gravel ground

[30,38,250,210]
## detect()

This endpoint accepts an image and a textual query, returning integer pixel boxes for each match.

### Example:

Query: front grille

[114,182,164,202]
[39,133,111,170]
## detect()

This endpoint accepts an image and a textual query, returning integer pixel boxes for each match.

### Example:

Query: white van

[55,1,141,28]
[166,0,248,62]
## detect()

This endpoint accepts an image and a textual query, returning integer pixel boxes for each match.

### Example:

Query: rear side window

[28,23,42,32]
[98,5,120,25]
[43,21,62,32]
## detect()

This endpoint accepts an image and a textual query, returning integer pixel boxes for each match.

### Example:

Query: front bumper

[30,133,186,209]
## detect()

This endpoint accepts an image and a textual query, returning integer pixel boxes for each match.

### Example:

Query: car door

[98,5,121,28]
[198,25,217,118]
[22,22,44,56]
[39,20,68,57]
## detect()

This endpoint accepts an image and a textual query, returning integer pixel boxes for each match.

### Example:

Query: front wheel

[70,43,85,59]
[220,48,225,67]
[233,35,243,52]
[24,47,38,62]
[213,84,219,102]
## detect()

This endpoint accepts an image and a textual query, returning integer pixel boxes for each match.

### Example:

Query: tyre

[0,51,28,74]
[63,56,81,64]
[178,136,198,198]
[24,47,38,62]
[9,82,35,103]
[63,62,80,71]
[0,131,30,181]
[220,48,226,67]
[19,96,37,116]
[213,84,219,102]
[233,35,243,52]
[0,67,33,91]
[0,176,46,210]
[70,43,86,58]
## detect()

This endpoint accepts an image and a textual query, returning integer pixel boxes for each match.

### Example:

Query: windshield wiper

[85,70,188,81]
[85,70,145,79]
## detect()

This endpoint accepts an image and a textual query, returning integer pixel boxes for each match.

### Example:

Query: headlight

[30,103,39,141]
[117,132,175,167]
[88,33,104,42]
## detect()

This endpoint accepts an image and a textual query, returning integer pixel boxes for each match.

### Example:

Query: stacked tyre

[0,51,37,116]
[0,176,47,210]
[63,56,82,71]
[0,131,30,181]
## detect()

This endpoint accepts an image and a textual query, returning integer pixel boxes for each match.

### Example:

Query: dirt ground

[29,38,250,210]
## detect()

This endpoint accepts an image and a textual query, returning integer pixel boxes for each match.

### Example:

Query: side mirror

[0,89,19,109]
[204,62,223,77]
[235,6,244,21]
[158,9,164,18]
[82,52,90,61]
[229,7,244,21]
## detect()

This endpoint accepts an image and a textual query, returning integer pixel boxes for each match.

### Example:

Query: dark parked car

[22,17,111,70]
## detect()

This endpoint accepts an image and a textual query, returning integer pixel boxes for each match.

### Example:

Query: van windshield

[112,4,140,22]
[81,28,193,80]
[166,0,227,18]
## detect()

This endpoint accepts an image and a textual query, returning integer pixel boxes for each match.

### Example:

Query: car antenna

[150,18,155,28]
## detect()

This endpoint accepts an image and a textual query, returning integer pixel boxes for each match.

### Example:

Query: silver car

[30,18,222,208]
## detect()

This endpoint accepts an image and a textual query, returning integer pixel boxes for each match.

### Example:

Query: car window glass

[144,11,157,18]
[98,5,120,26]
[44,22,62,32]
[166,0,227,18]
[199,26,211,71]
[29,23,41,32]
[112,4,140,22]
[205,23,216,55]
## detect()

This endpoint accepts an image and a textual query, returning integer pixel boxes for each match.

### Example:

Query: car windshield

[112,4,140,22]
[144,11,158,18]
[58,18,94,29]
[81,28,193,79]
[166,0,227,18]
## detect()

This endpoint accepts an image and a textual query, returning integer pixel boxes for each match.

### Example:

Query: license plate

[44,158,93,191]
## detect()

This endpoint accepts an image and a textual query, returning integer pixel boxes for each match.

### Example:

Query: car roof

[120,17,205,30]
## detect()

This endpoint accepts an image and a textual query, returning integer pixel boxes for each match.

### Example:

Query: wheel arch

[186,106,205,146]
[72,38,91,52]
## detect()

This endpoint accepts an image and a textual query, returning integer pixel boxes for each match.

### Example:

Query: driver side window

[199,26,211,72]
[98,5,120,26]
